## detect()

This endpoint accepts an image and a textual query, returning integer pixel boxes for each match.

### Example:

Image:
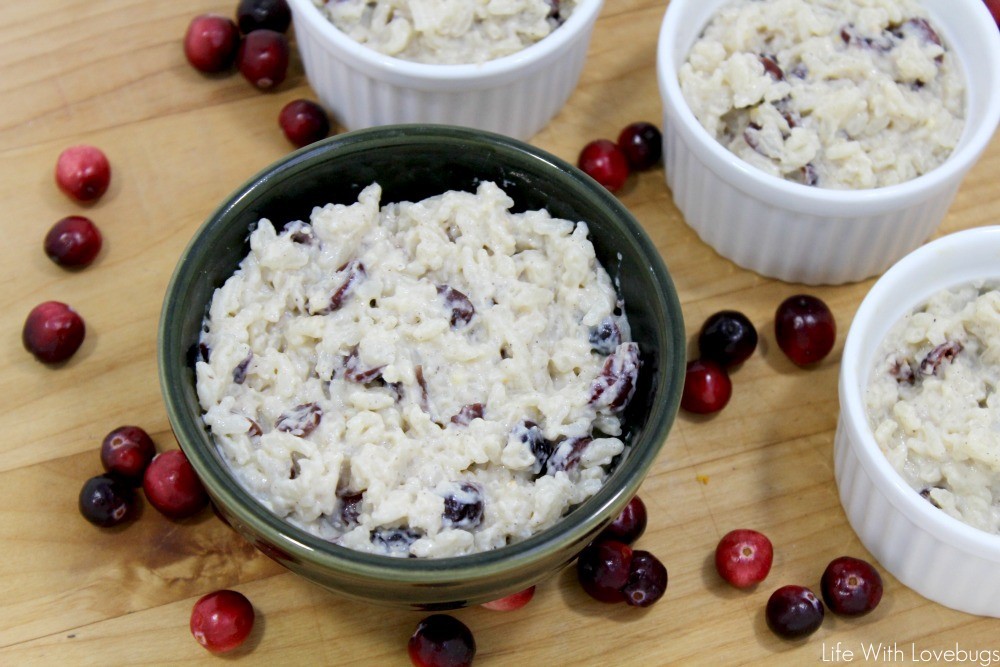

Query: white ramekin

[656,0,1000,285]
[287,0,603,140]
[837,227,1000,617]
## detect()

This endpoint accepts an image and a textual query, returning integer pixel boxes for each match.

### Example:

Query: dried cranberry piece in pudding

[275,402,322,437]
[343,347,383,384]
[371,527,421,555]
[588,316,622,355]
[337,490,364,528]
[450,403,484,426]
[759,53,784,80]
[511,419,551,475]
[232,351,253,384]
[544,436,592,475]
[442,483,484,529]
[919,340,963,377]
[589,342,640,412]
[437,285,475,328]
[319,260,366,313]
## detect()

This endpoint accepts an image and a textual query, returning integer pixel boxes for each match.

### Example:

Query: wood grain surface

[3,1,998,665]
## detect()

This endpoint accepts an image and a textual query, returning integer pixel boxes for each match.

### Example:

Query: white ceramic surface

[288,0,603,140]
[656,0,1000,285]
[837,227,1000,617]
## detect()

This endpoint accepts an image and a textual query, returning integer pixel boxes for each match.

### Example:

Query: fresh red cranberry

[617,121,662,171]
[55,145,110,203]
[408,614,476,667]
[44,215,102,268]
[775,294,836,366]
[237,29,289,90]
[279,99,330,147]
[190,589,255,653]
[821,556,883,616]
[101,425,156,485]
[698,310,758,368]
[143,449,208,519]
[714,529,773,588]
[765,585,825,640]
[22,301,86,364]
[577,539,632,603]
[680,358,731,414]
[183,14,240,73]
[599,495,647,545]
[578,139,630,193]
[79,474,135,527]
[621,550,668,607]
[480,586,535,611]
[237,0,292,34]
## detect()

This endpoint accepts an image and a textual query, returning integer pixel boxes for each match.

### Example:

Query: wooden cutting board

[2,1,998,664]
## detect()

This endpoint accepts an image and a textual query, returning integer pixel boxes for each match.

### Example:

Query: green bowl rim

[158,123,684,586]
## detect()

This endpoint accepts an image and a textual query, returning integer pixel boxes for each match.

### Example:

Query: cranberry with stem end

[599,495,647,545]
[22,301,86,364]
[408,614,476,667]
[578,139,630,193]
[821,556,883,616]
[237,0,292,34]
[621,550,668,607]
[55,145,110,203]
[577,539,632,603]
[617,121,662,171]
[698,310,758,368]
[237,29,289,90]
[143,449,208,519]
[79,474,135,527]
[183,14,240,73]
[101,425,156,485]
[279,99,330,147]
[190,589,255,653]
[765,585,825,640]
[681,358,731,414]
[44,215,102,268]
[481,586,535,611]
[775,294,836,366]
[714,529,773,588]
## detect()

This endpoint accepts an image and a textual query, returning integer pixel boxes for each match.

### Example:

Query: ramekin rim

[287,0,604,82]
[839,226,1000,557]
[656,0,1000,215]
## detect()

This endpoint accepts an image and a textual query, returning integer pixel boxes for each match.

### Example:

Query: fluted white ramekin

[837,227,1000,617]
[656,0,1000,285]
[287,0,603,140]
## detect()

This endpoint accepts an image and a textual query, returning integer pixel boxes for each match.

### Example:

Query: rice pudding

[194,181,639,557]
[866,282,1000,534]
[679,0,966,189]
[313,0,576,64]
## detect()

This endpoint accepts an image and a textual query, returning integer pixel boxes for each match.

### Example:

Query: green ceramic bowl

[159,125,684,608]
